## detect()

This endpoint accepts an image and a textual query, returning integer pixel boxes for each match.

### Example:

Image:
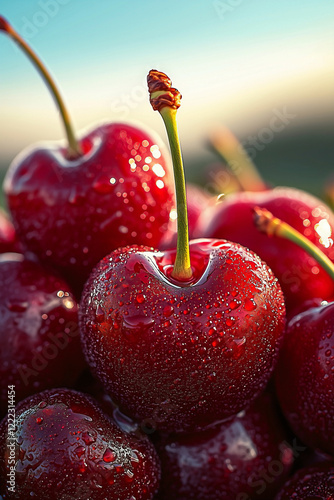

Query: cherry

[252,208,334,455]
[0,17,174,287]
[275,300,334,456]
[0,253,85,418]
[79,70,286,433]
[0,388,160,499]
[197,187,334,312]
[154,393,294,500]
[275,463,334,499]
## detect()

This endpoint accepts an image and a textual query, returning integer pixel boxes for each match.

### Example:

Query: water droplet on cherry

[103,448,116,463]
[244,298,257,311]
[136,293,145,304]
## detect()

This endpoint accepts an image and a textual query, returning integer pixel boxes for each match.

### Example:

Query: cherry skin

[197,187,334,312]
[275,463,334,499]
[79,239,286,434]
[154,393,294,500]
[0,253,85,418]
[4,123,174,287]
[0,388,160,499]
[275,301,334,456]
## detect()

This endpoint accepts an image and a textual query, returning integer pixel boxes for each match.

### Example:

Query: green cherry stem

[253,206,334,281]
[147,70,192,281]
[209,126,266,192]
[0,16,82,159]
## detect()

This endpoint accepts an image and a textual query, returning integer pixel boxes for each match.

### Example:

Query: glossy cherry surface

[4,122,174,286]
[0,388,160,499]
[275,463,334,499]
[198,187,334,311]
[0,253,84,417]
[155,393,294,500]
[80,239,286,433]
[276,301,334,456]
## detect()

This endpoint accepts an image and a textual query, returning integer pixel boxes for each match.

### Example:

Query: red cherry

[1,18,174,287]
[79,70,286,434]
[0,388,160,499]
[275,463,334,499]
[0,253,85,417]
[275,301,334,456]
[79,239,285,433]
[5,123,174,285]
[197,188,334,311]
[155,393,294,500]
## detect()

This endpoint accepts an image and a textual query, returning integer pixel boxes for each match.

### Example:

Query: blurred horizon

[0,0,333,197]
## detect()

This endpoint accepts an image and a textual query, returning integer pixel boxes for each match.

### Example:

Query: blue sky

[1,0,333,162]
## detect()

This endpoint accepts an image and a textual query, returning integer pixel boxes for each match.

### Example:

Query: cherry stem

[253,206,334,281]
[147,70,192,281]
[209,127,266,192]
[0,16,81,159]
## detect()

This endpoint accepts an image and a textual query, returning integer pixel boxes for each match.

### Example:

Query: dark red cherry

[0,253,85,417]
[1,18,174,289]
[275,463,334,499]
[155,393,294,500]
[197,187,334,312]
[79,239,286,433]
[0,388,160,499]
[5,123,174,287]
[275,301,334,456]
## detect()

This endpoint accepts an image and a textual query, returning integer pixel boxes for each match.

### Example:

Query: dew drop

[82,431,95,445]
[136,293,145,304]
[103,448,116,463]
[163,305,174,317]
[36,417,43,425]
[123,315,154,331]
[225,317,235,327]
[244,298,257,311]
[233,337,246,348]
[95,305,105,323]
[74,446,85,458]
[124,469,134,482]
[130,450,139,463]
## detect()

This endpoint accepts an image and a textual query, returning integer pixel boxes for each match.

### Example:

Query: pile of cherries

[0,16,334,500]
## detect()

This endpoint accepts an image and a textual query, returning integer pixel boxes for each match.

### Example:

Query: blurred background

[0,0,333,203]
